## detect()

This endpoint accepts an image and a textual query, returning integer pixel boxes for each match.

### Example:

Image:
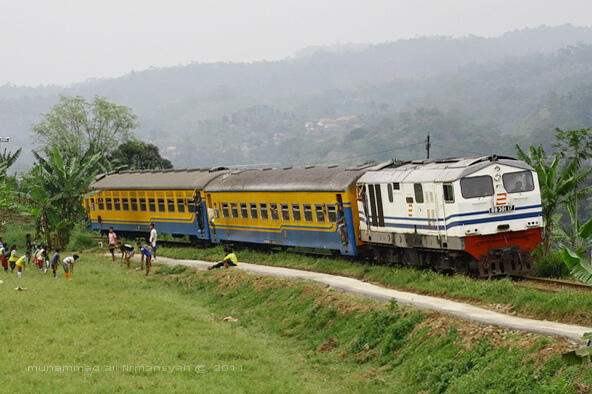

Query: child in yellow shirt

[15,252,30,278]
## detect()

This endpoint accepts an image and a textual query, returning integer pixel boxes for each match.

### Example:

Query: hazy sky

[1,0,590,86]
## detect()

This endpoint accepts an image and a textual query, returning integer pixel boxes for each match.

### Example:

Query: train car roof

[357,155,533,184]
[90,168,228,190]
[204,164,378,192]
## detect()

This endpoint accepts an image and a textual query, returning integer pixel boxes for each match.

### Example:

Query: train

[84,155,543,277]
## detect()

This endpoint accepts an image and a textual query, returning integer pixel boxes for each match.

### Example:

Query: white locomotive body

[356,156,543,276]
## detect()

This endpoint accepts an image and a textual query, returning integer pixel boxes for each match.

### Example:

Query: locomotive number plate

[489,205,514,214]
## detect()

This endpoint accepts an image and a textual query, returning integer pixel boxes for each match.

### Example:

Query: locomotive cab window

[240,203,248,219]
[250,203,258,219]
[460,175,494,198]
[157,198,165,212]
[413,184,424,203]
[148,198,156,212]
[292,204,301,221]
[259,203,268,220]
[503,171,535,193]
[387,184,393,203]
[393,182,400,190]
[443,184,454,203]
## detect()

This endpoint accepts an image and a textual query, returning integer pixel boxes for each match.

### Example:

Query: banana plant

[560,216,592,284]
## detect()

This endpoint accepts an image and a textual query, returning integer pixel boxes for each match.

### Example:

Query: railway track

[511,275,592,292]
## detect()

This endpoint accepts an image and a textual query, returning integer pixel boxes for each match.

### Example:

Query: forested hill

[2,24,592,169]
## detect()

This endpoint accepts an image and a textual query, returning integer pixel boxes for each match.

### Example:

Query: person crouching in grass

[118,241,135,269]
[62,255,79,280]
[51,249,60,278]
[15,252,30,278]
[8,245,18,273]
[137,242,152,276]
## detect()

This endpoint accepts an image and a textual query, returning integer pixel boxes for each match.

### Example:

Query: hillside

[2,24,592,169]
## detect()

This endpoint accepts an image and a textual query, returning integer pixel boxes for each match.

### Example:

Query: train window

[97,198,104,210]
[387,184,393,203]
[105,198,112,210]
[177,199,185,213]
[327,205,337,223]
[113,198,120,211]
[250,203,258,219]
[130,198,138,211]
[414,184,424,203]
[167,198,175,212]
[231,203,238,218]
[140,198,147,211]
[221,202,229,218]
[503,171,534,193]
[240,203,248,219]
[158,198,165,212]
[187,199,196,213]
[148,198,156,212]
[281,204,290,221]
[270,203,279,220]
[292,204,301,221]
[122,198,129,211]
[260,203,268,220]
[443,184,454,203]
[315,204,325,222]
[393,183,400,190]
[90,199,95,211]
[460,175,494,198]
[303,204,313,222]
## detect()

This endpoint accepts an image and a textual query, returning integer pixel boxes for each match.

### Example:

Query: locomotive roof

[89,168,228,190]
[358,155,533,184]
[204,164,376,192]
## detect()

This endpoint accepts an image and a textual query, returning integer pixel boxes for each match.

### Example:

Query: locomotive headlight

[494,173,501,181]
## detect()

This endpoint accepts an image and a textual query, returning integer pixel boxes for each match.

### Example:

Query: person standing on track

[108,227,117,261]
[137,241,152,276]
[149,223,158,261]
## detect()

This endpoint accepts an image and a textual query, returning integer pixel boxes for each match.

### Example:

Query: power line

[301,141,424,166]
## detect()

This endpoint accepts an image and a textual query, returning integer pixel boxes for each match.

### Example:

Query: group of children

[0,234,79,279]
[107,226,157,276]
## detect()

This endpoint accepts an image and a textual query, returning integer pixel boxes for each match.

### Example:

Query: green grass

[157,245,592,327]
[1,254,590,393]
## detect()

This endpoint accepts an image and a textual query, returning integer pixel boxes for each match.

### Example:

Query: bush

[532,251,570,278]
[67,231,96,251]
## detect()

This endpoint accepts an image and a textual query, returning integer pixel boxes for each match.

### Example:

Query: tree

[108,140,173,170]
[21,147,103,248]
[32,95,138,161]
[516,144,584,256]
[553,128,592,250]
[0,148,21,174]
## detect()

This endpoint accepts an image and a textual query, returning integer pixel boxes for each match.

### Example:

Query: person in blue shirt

[137,242,152,276]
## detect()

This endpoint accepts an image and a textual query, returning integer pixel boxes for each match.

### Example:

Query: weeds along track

[511,275,592,293]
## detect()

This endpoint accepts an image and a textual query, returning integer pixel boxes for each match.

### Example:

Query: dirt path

[136,255,592,344]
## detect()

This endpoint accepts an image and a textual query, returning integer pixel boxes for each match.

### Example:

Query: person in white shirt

[149,223,158,260]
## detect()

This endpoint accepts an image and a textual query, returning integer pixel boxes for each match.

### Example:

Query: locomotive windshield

[503,170,534,193]
[460,175,494,198]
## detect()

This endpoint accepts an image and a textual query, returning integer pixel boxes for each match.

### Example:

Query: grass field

[156,245,592,327]
[1,251,591,393]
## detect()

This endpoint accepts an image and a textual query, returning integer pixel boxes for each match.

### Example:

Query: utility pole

[425,133,431,159]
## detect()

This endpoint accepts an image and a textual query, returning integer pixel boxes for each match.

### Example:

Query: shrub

[532,250,570,278]
[67,231,96,251]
